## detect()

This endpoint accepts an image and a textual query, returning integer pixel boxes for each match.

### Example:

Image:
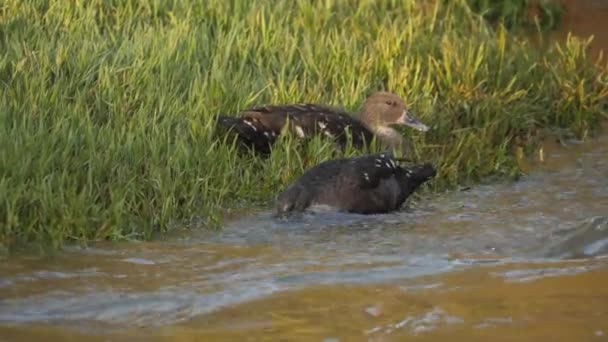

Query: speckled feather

[217,103,373,154]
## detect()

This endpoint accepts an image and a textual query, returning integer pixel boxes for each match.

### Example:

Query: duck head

[275,183,312,217]
[359,92,429,152]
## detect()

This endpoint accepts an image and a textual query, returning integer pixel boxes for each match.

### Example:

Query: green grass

[0,0,606,249]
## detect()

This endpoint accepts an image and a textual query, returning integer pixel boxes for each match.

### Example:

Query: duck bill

[397,109,429,132]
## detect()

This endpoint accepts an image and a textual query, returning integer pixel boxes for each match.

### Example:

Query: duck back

[216,104,375,155]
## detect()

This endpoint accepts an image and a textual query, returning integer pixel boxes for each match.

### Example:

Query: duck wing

[323,153,398,192]
[341,157,435,214]
[295,105,372,148]
[217,105,322,154]
[242,104,373,146]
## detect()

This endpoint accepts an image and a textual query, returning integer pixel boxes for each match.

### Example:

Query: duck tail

[216,116,249,134]
[215,116,274,155]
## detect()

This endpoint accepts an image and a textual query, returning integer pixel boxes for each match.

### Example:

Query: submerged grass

[0,0,606,249]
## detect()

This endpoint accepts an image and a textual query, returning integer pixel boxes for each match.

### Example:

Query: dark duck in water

[275,153,436,216]
[216,92,429,155]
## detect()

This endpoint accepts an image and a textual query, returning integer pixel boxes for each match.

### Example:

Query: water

[0,130,607,341]
[556,0,608,60]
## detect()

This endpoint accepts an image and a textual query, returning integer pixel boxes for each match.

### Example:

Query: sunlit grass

[0,0,606,249]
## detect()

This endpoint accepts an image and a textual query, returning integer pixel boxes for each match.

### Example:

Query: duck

[275,152,436,216]
[216,92,429,155]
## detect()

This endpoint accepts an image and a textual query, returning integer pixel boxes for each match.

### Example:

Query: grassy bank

[1,0,606,249]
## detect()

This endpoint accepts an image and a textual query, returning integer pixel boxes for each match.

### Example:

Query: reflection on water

[541,216,608,258]
[0,131,607,340]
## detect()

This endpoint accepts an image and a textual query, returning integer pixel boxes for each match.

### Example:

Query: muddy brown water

[2,3,608,340]
[557,0,608,59]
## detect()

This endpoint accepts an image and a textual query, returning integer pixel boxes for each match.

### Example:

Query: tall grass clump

[0,0,606,249]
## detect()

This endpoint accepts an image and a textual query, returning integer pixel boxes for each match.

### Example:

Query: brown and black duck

[217,92,428,155]
[275,152,436,216]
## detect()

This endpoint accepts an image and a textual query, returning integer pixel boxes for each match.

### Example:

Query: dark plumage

[216,92,428,155]
[275,153,436,216]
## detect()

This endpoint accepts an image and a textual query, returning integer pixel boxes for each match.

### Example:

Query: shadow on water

[0,130,607,340]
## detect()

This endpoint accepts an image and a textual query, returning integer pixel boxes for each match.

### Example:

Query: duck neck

[370,126,409,155]
[359,111,409,154]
